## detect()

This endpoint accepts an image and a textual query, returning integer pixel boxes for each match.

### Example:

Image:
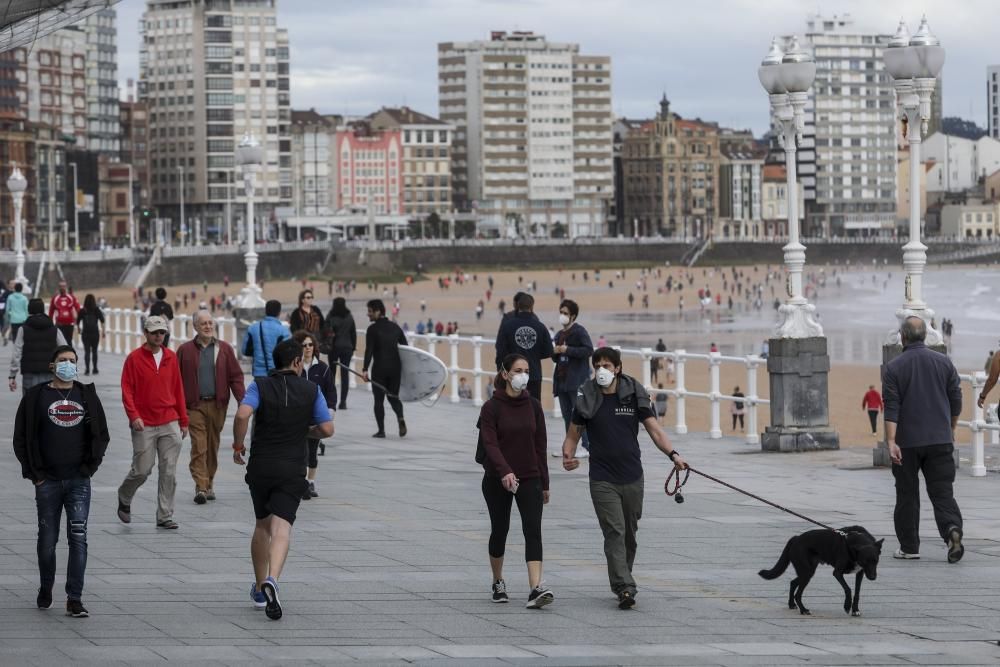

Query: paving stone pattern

[2,348,1000,665]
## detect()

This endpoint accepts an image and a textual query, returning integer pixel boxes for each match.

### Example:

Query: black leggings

[732,413,744,430]
[306,439,319,469]
[330,349,352,405]
[372,372,403,431]
[482,474,543,562]
[83,339,99,372]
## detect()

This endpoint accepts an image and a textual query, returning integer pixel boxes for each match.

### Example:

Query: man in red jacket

[862,384,883,436]
[48,281,81,347]
[177,310,245,505]
[117,315,189,529]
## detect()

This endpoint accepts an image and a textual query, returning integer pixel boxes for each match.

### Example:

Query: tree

[552,221,566,238]
[426,212,441,238]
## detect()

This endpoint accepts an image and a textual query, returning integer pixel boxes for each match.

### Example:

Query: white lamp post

[126,163,135,249]
[7,163,29,287]
[235,132,265,308]
[883,16,945,345]
[758,36,822,338]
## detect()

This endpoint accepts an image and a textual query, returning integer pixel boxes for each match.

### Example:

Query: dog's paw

[799,609,811,615]
[788,602,797,610]
[851,609,862,617]
[844,602,851,613]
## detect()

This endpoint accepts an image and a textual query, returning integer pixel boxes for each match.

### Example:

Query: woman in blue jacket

[292,331,336,499]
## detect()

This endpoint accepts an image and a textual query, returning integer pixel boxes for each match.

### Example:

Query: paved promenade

[3,348,1000,665]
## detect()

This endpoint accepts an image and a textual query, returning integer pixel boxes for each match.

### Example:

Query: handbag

[318,325,334,356]
[474,400,496,465]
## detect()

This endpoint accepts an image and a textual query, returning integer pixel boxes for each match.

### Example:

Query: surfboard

[397,344,448,402]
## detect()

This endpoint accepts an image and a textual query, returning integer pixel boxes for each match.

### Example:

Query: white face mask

[595,367,616,387]
[509,372,529,391]
[558,313,571,326]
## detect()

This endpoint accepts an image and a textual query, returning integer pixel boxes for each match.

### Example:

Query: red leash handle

[664,465,689,496]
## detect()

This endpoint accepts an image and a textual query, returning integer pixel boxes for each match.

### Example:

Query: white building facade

[923,133,1000,194]
[438,31,612,238]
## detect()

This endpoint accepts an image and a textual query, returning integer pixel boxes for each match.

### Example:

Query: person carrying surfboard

[362,299,407,439]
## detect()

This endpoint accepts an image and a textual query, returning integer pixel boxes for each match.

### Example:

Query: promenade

[3,348,1000,665]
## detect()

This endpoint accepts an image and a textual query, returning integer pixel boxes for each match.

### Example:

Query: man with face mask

[552,299,593,458]
[562,347,687,610]
[13,345,110,618]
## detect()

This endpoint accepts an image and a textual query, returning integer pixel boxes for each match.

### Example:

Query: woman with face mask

[12,345,111,618]
[478,353,552,609]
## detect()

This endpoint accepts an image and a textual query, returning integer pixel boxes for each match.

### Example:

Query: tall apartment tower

[784,14,897,238]
[140,0,291,240]
[82,8,121,154]
[438,31,612,238]
[989,65,1000,139]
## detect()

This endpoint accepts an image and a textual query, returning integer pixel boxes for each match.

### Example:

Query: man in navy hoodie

[494,293,553,401]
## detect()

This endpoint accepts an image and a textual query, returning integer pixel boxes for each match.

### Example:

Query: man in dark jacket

[177,310,246,505]
[884,316,964,563]
[494,293,553,400]
[148,287,175,346]
[362,299,407,438]
[8,298,68,394]
[13,345,110,618]
[553,299,593,455]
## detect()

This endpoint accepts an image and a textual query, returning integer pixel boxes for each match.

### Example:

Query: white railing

[100,308,240,355]
[956,371,998,478]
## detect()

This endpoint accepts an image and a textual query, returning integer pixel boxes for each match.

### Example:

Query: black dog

[758,525,883,616]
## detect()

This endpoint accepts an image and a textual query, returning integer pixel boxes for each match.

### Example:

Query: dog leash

[335,362,400,400]
[665,465,840,533]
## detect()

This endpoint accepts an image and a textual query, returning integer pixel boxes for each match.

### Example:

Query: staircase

[682,238,711,267]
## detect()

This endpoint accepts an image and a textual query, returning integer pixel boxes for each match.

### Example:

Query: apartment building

[120,91,151,214]
[939,200,999,238]
[368,106,453,219]
[334,118,403,215]
[290,108,339,216]
[438,30,612,238]
[761,164,805,238]
[718,142,765,239]
[82,8,121,154]
[620,96,721,239]
[12,29,88,146]
[140,0,292,241]
[786,14,898,238]
[923,132,1000,194]
[989,66,999,139]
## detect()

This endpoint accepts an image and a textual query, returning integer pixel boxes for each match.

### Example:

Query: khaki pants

[590,477,644,596]
[188,400,228,492]
[118,421,183,523]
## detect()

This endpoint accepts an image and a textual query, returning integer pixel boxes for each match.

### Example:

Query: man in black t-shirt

[13,345,110,618]
[562,347,687,610]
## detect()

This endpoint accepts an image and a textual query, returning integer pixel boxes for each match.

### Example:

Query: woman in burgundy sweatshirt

[479,353,552,609]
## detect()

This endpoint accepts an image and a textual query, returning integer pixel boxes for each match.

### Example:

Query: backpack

[474,400,496,465]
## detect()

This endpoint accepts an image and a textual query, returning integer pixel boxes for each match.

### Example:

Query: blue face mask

[54,360,78,382]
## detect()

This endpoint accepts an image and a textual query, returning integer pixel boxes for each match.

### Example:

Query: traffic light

[142,208,152,220]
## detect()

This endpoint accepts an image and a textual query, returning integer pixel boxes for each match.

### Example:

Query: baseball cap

[144,315,169,333]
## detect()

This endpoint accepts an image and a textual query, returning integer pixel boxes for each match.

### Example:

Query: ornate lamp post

[758,36,821,338]
[234,132,265,308]
[757,36,839,452]
[883,17,945,345]
[7,163,29,288]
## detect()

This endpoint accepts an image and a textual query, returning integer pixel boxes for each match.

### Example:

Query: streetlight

[758,36,822,338]
[178,164,186,247]
[70,161,79,251]
[883,16,945,346]
[127,163,135,248]
[7,163,29,288]
[235,132,265,307]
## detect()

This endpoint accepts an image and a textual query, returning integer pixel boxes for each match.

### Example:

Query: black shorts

[245,464,307,524]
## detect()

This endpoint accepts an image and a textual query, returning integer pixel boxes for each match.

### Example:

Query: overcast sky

[115,0,998,135]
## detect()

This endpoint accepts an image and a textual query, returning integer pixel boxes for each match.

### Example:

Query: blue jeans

[557,391,589,450]
[35,477,91,601]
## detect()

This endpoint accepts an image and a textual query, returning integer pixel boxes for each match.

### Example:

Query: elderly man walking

[177,310,245,505]
[884,316,964,563]
[117,316,190,529]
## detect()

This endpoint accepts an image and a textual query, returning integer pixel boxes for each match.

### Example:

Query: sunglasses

[302,342,314,347]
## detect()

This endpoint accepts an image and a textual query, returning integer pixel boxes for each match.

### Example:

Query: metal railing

[956,371,998,478]
[98,311,769,444]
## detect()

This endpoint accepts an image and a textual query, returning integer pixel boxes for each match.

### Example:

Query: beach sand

[78,262,981,450]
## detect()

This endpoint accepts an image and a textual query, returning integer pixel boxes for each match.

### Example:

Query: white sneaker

[893,548,920,559]
[575,449,590,459]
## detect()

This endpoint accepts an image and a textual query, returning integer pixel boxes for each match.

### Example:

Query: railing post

[674,350,687,434]
[971,372,987,477]
[709,350,722,439]
[427,334,437,362]
[448,334,460,403]
[112,308,121,355]
[348,354,357,389]
[169,316,179,351]
[745,355,761,445]
[473,335,484,407]
[640,347,652,389]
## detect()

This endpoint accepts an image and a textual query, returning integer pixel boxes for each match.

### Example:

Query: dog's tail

[758,541,792,580]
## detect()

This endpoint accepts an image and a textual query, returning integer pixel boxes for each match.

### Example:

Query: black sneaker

[318,442,326,456]
[618,590,636,609]
[338,403,347,410]
[261,576,282,620]
[372,431,386,438]
[947,526,964,563]
[491,579,508,603]
[65,599,89,618]
[398,419,407,437]
[37,587,52,609]
[117,501,131,524]
[526,584,553,609]
[308,481,318,498]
